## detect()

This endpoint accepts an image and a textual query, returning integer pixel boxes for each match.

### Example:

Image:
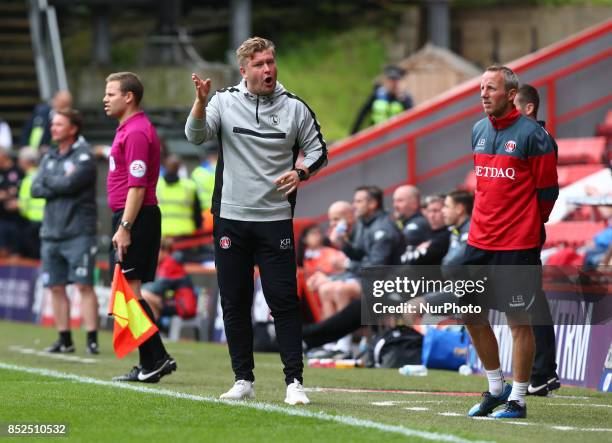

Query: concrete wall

[68,64,231,107]
[454,5,612,68]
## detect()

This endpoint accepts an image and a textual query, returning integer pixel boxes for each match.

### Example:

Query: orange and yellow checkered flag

[108,264,158,358]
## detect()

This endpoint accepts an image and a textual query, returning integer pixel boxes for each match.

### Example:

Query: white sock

[485,368,504,395]
[508,381,529,406]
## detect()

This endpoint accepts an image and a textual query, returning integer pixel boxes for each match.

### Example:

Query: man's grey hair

[485,65,519,92]
[18,146,39,165]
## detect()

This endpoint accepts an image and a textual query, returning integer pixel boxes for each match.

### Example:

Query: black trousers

[531,287,558,384]
[214,216,303,385]
[303,299,361,349]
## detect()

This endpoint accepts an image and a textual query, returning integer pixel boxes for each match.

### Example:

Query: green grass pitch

[0,320,610,442]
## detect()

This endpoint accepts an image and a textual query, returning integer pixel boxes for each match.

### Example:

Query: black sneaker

[86,342,100,355]
[468,383,512,417]
[490,400,527,419]
[137,356,174,383]
[113,366,160,383]
[161,357,177,377]
[527,375,561,396]
[44,340,75,353]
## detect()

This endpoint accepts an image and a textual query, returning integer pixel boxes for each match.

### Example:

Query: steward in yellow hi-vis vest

[19,168,45,222]
[350,65,413,134]
[157,154,201,237]
[191,141,217,233]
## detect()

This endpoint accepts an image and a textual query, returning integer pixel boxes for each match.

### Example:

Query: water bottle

[335,219,347,236]
[398,364,428,376]
[458,364,473,376]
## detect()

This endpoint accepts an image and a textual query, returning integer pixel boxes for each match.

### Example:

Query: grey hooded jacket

[31,136,97,240]
[185,80,327,221]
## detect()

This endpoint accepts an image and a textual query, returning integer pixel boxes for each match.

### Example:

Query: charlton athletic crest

[219,236,231,249]
[504,140,517,152]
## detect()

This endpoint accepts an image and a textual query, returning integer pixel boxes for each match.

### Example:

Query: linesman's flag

[108,264,158,358]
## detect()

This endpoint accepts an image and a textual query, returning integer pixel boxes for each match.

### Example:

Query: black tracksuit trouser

[214,216,303,385]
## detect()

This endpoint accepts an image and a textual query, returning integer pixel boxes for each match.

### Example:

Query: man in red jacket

[464,66,558,419]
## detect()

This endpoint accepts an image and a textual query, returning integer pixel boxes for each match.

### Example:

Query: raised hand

[191,73,211,104]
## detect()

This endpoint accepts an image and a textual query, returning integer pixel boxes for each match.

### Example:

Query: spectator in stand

[297,222,354,320]
[400,195,450,265]
[351,66,413,134]
[0,146,24,257]
[141,238,196,321]
[393,184,431,249]
[331,186,404,270]
[21,90,72,151]
[297,223,347,283]
[31,109,100,354]
[302,201,361,358]
[17,147,45,259]
[156,154,201,238]
[0,117,12,150]
[514,83,561,397]
[403,190,473,324]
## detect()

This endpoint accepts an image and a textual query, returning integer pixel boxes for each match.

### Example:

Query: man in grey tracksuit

[185,37,327,405]
[31,108,99,355]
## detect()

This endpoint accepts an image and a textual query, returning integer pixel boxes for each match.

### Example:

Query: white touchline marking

[371,400,448,406]
[503,421,531,426]
[579,428,612,432]
[545,403,612,408]
[404,407,429,411]
[8,346,97,364]
[0,362,491,443]
[371,401,398,406]
[439,413,462,417]
[551,426,575,431]
[548,395,590,400]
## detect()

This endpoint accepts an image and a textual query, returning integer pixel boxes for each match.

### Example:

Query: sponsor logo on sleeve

[475,138,486,150]
[129,160,147,178]
[109,155,116,171]
[280,238,292,250]
[79,153,90,162]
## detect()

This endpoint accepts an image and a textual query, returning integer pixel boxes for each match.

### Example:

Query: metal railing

[295,19,612,220]
[29,0,68,101]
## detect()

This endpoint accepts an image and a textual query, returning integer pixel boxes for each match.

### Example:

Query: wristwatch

[120,220,132,231]
[294,168,308,182]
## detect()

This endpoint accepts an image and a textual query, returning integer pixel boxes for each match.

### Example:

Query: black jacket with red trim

[468,108,558,250]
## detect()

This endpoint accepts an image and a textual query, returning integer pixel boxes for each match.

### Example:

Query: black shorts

[110,205,161,283]
[461,244,541,313]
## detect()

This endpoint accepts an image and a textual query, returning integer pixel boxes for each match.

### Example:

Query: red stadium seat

[293,217,318,244]
[297,267,322,323]
[595,110,612,138]
[556,164,604,187]
[544,221,607,249]
[545,247,584,266]
[462,170,476,193]
[556,137,606,165]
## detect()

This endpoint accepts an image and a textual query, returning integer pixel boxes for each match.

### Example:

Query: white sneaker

[284,379,310,405]
[219,380,255,400]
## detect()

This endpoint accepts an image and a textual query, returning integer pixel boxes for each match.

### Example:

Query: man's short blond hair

[236,37,275,67]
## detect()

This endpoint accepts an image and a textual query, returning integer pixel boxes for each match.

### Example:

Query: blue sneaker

[490,400,527,419]
[468,383,511,417]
